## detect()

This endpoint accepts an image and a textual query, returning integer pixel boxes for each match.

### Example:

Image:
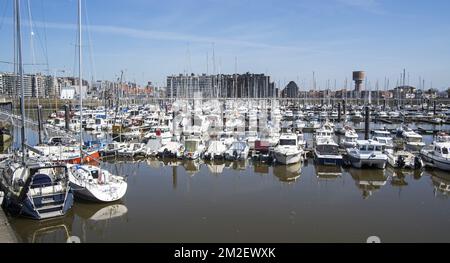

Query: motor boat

[385,149,423,169]
[224,141,250,161]
[341,125,358,148]
[372,136,394,149]
[314,136,343,166]
[117,143,146,157]
[420,141,450,171]
[273,132,304,165]
[183,137,205,160]
[346,140,388,169]
[204,141,228,160]
[157,141,184,159]
[101,142,127,157]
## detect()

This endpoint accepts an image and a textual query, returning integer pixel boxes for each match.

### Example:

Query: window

[443,148,449,154]
[359,145,366,151]
[368,145,375,151]
[280,139,296,146]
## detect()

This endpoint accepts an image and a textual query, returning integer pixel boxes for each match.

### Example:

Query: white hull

[69,175,127,202]
[421,151,450,171]
[273,151,302,165]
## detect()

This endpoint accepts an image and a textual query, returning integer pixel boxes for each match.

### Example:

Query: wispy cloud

[336,0,385,14]
[13,18,357,56]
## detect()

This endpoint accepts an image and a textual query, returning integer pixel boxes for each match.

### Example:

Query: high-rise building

[166,73,276,99]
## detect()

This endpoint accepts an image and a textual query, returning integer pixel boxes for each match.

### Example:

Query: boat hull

[273,151,302,165]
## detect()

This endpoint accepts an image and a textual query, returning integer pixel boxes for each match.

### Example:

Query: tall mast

[15,0,26,164]
[78,0,83,159]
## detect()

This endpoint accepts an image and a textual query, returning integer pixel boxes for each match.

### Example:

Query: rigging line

[39,0,49,73]
[0,0,9,31]
[84,1,96,83]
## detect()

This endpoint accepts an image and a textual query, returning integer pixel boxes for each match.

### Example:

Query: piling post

[222,100,226,132]
[37,105,43,144]
[433,100,437,116]
[365,105,370,140]
[244,113,249,132]
[338,103,341,122]
[342,100,346,115]
[64,104,70,131]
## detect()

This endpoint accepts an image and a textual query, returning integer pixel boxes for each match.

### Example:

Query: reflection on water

[7,156,450,242]
[10,202,128,243]
[430,171,450,198]
[273,162,302,183]
[315,163,343,180]
[11,213,74,243]
[347,168,388,199]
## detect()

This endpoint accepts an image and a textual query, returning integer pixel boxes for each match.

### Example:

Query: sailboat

[0,0,73,220]
[68,0,127,203]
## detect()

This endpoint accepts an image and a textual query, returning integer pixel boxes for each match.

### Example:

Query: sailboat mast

[15,0,26,164]
[78,0,83,159]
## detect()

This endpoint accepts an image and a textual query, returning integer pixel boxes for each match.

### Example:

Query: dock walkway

[0,206,18,243]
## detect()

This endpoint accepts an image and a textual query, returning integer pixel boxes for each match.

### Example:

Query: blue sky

[0,0,449,90]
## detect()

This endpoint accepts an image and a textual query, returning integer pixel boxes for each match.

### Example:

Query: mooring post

[64,104,70,131]
[37,105,43,144]
[338,102,341,122]
[342,99,346,115]
[365,105,370,140]
[433,100,437,116]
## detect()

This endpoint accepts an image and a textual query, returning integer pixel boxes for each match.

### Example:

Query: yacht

[157,141,184,159]
[117,143,146,157]
[204,141,228,160]
[68,164,127,202]
[385,149,423,169]
[183,137,205,160]
[273,132,304,165]
[341,125,358,148]
[420,142,450,171]
[314,136,343,166]
[0,159,73,220]
[224,141,250,161]
[144,126,172,145]
[346,140,388,169]
[373,136,394,149]
[402,130,425,152]
[101,142,127,157]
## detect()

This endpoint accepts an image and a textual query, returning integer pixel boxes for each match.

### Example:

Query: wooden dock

[0,206,18,243]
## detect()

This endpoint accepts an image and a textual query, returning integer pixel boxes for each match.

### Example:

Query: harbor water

[5,121,450,243]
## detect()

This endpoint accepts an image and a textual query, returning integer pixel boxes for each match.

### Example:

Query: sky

[0,0,449,90]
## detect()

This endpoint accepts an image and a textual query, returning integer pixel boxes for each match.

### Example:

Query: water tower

[353,71,365,92]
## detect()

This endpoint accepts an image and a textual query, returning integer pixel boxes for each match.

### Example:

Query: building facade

[166,73,276,99]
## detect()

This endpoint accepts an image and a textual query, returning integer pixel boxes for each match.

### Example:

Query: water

[8,157,450,243]
[5,118,450,243]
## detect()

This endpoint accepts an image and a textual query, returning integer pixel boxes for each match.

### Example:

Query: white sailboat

[0,0,73,220]
[68,0,127,203]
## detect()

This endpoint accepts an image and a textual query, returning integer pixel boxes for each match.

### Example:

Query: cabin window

[280,139,297,146]
[443,148,449,154]
[375,146,382,151]
[359,145,366,151]
[185,141,198,152]
[91,170,99,179]
[368,145,375,151]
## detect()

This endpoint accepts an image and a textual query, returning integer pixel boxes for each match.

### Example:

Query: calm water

[8,157,450,243]
[5,119,450,243]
